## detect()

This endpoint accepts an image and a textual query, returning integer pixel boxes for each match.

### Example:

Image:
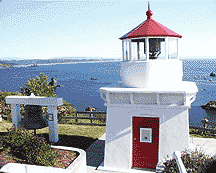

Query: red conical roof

[119,2,182,39]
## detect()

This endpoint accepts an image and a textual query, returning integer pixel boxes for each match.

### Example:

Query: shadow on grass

[41,133,105,167]
[40,133,98,150]
[0,132,105,167]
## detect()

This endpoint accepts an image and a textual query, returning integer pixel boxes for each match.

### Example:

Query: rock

[210,72,215,77]
[201,101,216,111]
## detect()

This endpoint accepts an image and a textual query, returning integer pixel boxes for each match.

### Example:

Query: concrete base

[189,137,216,158]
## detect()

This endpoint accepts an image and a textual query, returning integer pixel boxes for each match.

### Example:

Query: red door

[132,116,159,169]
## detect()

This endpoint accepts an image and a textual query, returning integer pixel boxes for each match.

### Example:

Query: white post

[48,105,58,143]
[11,104,21,128]
[130,93,133,104]
[173,151,187,173]
[165,37,169,60]
[100,91,107,102]
[157,93,160,105]
[129,39,132,61]
[122,40,125,61]
[177,38,179,60]
[106,91,110,104]
[145,38,149,61]
[137,42,140,60]
[126,41,128,60]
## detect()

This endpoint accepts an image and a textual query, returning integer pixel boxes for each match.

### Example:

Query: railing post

[204,122,206,134]
[173,151,187,173]
[202,118,208,135]
[90,113,93,124]
[76,112,78,124]
[157,93,160,105]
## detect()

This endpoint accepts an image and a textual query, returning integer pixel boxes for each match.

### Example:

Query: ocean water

[1,59,216,126]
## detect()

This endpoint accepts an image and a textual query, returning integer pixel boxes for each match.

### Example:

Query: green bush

[0,91,23,122]
[1,126,58,166]
[0,90,21,105]
[162,149,216,173]
[20,73,56,97]
[162,157,179,172]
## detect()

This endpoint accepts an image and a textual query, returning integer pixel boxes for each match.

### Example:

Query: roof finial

[146,1,153,19]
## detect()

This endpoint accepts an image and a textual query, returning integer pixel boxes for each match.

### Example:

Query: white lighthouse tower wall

[120,59,183,88]
[103,104,190,170]
[104,105,132,170]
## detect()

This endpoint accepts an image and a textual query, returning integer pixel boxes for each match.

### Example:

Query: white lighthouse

[98,2,198,172]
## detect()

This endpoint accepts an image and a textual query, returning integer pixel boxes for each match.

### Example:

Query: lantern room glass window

[123,40,130,61]
[157,41,165,60]
[131,42,137,60]
[168,38,178,59]
[139,42,146,60]
[122,37,179,61]
[131,39,147,61]
[131,41,146,61]
[148,38,165,60]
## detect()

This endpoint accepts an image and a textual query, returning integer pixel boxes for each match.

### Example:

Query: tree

[0,91,21,121]
[19,73,56,97]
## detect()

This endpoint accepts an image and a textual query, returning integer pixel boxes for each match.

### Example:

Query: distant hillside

[0,57,121,67]
[0,61,18,67]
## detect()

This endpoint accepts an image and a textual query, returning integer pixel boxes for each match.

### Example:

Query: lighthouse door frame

[131,115,159,169]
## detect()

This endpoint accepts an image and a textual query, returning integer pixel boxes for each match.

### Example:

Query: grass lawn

[0,112,107,152]
[0,113,106,139]
[2,119,216,140]
[189,127,216,139]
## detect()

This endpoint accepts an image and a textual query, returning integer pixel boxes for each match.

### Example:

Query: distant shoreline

[0,59,121,68]
[1,58,215,69]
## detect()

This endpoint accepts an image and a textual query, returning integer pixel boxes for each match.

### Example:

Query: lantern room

[120,2,181,61]
[119,2,183,88]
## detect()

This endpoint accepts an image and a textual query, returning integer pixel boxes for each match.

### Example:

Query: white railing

[173,151,187,173]
[100,90,194,106]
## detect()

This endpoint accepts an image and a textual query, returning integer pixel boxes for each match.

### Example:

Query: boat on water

[91,78,99,80]
[31,64,39,67]
[210,72,215,77]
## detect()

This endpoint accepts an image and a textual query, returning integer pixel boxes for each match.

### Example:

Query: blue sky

[0,0,215,60]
